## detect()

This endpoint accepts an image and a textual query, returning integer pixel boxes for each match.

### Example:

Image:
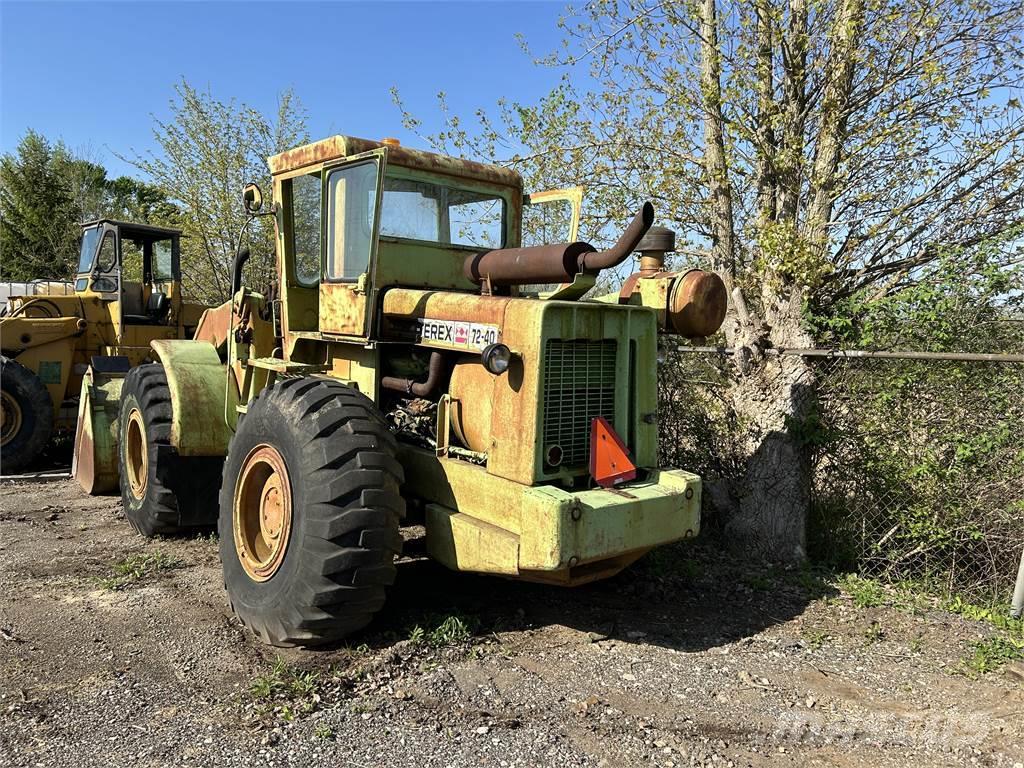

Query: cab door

[319,149,386,337]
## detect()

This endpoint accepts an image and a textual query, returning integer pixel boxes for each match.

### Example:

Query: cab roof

[268,135,522,190]
[81,219,182,238]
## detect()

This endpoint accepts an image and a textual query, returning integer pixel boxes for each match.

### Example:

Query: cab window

[77,227,101,274]
[153,238,174,280]
[291,172,321,286]
[326,161,379,281]
[96,231,117,272]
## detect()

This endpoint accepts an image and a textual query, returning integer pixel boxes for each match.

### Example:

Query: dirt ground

[1,477,1022,768]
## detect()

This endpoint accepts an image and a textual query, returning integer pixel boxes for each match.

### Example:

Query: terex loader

[75,136,727,647]
[0,221,208,474]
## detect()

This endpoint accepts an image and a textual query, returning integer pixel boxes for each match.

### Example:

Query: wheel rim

[0,390,23,448]
[125,408,149,499]
[233,444,293,582]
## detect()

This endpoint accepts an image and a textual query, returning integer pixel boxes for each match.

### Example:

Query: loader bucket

[72,359,129,495]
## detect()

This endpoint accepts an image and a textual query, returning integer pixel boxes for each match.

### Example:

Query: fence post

[1012,546,1024,620]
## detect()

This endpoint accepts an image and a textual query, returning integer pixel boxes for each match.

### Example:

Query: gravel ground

[1,477,1022,768]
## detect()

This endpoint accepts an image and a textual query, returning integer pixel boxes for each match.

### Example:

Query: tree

[124,79,308,303]
[0,131,81,279]
[396,0,1024,560]
[0,131,179,281]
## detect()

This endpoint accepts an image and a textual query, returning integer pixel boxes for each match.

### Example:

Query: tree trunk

[697,0,736,275]
[713,283,816,562]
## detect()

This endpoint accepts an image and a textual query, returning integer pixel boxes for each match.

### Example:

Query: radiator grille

[542,339,618,468]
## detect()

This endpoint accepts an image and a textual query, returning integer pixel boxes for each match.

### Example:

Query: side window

[96,231,117,272]
[153,238,174,280]
[326,161,379,281]
[291,172,321,286]
[121,238,144,283]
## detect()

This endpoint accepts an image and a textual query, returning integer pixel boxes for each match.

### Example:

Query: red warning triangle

[589,416,637,488]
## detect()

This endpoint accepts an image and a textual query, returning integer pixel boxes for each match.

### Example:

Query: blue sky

[0,1,570,178]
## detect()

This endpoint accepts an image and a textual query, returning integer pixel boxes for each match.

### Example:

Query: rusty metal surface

[268,135,522,189]
[464,204,654,286]
[72,369,125,495]
[319,282,367,337]
[447,360,496,453]
[578,203,655,274]
[464,241,595,286]
[382,288,514,330]
[668,269,728,337]
[617,269,728,338]
[381,350,445,397]
[192,300,232,351]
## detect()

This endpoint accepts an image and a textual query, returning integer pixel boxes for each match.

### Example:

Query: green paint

[37,360,62,385]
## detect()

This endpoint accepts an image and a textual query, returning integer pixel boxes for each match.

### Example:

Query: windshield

[379,176,505,249]
[77,227,102,274]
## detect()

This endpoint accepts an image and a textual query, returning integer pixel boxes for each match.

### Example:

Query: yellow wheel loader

[0,220,208,475]
[76,136,728,646]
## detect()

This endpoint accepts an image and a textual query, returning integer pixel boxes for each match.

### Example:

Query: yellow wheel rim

[125,408,149,499]
[0,390,23,448]
[233,444,293,582]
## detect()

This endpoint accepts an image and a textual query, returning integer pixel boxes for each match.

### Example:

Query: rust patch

[319,283,366,336]
[381,288,513,330]
[269,135,522,189]
[668,270,728,337]
[192,300,232,350]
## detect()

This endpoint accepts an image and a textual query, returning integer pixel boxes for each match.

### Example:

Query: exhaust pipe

[464,203,655,287]
[381,350,446,397]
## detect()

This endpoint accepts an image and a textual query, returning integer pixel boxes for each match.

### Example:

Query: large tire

[118,364,223,536]
[0,356,53,474]
[219,377,404,647]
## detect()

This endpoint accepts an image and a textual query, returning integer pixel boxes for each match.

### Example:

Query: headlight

[481,343,512,375]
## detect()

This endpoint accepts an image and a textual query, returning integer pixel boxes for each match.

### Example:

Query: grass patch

[961,636,1024,675]
[862,620,886,645]
[805,630,831,649]
[98,551,181,590]
[250,657,320,700]
[407,613,477,648]
[248,657,326,724]
[741,573,774,592]
[944,596,1024,636]
[839,574,887,608]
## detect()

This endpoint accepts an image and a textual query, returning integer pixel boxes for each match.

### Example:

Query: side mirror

[242,183,264,214]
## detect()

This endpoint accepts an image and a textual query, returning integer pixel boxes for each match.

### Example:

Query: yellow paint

[402,444,700,583]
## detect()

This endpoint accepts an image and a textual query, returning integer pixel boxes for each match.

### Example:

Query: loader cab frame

[74,219,183,330]
[270,139,527,353]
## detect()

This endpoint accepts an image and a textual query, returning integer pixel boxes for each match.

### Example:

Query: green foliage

[123,79,308,303]
[862,620,886,644]
[944,596,1024,636]
[314,724,335,741]
[407,613,477,648]
[0,131,80,279]
[961,636,1024,675]
[0,129,179,281]
[98,551,181,590]
[840,574,887,608]
[395,1,1024,314]
[805,630,831,650]
[249,656,322,722]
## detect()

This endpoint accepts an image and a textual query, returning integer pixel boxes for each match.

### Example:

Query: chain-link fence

[659,348,1024,606]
